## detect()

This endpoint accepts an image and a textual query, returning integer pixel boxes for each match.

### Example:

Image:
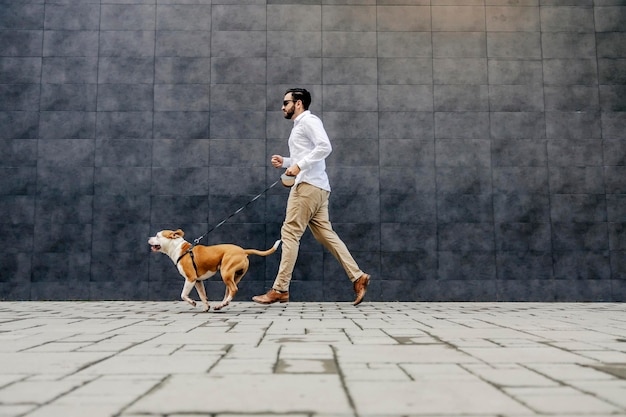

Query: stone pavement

[1,302,626,417]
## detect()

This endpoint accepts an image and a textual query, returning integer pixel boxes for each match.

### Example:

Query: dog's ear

[173,229,184,238]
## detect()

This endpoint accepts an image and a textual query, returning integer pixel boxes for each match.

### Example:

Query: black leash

[193,177,282,245]
[175,177,283,275]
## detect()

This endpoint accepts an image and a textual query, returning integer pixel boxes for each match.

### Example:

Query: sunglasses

[283,100,298,106]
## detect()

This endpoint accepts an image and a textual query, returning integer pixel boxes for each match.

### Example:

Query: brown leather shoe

[252,289,289,304]
[353,273,370,306]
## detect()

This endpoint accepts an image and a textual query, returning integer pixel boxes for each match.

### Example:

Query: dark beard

[284,108,295,119]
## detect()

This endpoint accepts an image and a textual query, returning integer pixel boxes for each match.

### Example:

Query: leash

[175,177,283,275]
[193,177,282,245]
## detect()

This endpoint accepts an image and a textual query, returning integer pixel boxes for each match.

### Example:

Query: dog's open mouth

[151,245,161,252]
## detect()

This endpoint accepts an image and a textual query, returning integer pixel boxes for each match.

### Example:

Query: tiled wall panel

[0,0,625,302]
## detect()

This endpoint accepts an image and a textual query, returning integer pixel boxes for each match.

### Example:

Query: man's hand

[285,164,301,177]
[271,155,283,168]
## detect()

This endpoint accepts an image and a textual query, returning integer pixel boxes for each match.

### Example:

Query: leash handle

[193,178,282,245]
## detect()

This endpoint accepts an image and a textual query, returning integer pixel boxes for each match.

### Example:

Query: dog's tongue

[151,245,161,252]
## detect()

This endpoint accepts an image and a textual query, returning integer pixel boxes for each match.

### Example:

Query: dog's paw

[190,300,197,307]
[202,305,210,312]
[214,301,229,311]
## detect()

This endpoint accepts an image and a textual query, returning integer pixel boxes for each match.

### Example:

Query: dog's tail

[244,240,281,257]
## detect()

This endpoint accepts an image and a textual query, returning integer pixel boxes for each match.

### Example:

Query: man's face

[282,94,297,120]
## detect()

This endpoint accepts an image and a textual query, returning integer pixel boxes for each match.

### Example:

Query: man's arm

[272,155,300,176]
[296,116,332,171]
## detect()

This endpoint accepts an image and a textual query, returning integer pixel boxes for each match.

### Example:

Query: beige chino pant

[273,182,363,292]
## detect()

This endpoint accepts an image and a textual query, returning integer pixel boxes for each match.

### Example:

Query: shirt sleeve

[297,116,332,170]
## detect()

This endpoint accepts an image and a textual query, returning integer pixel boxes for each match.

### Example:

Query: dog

[148,229,281,311]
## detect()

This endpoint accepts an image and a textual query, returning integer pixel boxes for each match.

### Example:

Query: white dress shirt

[282,110,332,192]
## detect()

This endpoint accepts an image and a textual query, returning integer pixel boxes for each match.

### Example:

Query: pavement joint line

[63,332,166,379]
[206,344,233,374]
[272,344,284,374]
[519,362,626,412]
[255,319,273,348]
[459,362,540,414]
[13,374,97,417]
[331,345,358,417]
[113,375,170,417]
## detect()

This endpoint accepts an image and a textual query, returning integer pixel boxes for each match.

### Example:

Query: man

[252,88,371,306]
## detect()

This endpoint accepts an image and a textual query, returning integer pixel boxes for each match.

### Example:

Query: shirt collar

[293,110,311,125]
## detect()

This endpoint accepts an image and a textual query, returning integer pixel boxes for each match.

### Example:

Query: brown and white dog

[148,229,281,311]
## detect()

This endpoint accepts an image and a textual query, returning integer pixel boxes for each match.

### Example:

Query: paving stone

[0,351,112,376]
[227,344,280,359]
[464,364,558,387]
[276,358,337,374]
[335,344,479,364]
[525,363,617,381]
[0,375,27,389]
[53,377,162,408]
[279,344,335,359]
[504,386,622,414]
[401,364,481,382]
[570,380,626,409]
[349,379,532,415]
[342,363,411,382]
[25,342,102,353]
[27,403,125,417]
[125,374,352,415]
[576,350,626,363]
[459,346,593,364]
[209,358,275,375]
[0,379,86,406]
[79,354,223,375]
[0,405,36,417]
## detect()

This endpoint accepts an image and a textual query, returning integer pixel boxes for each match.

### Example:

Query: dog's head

[148,229,185,254]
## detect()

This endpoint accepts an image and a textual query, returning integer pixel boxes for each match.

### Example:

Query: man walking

[252,88,371,306]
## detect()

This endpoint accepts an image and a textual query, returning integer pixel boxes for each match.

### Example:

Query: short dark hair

[285,88,311,110]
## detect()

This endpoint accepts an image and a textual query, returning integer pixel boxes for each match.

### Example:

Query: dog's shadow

[176,304,289,315]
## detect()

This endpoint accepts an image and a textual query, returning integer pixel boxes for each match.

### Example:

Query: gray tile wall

[1,0,625,302]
